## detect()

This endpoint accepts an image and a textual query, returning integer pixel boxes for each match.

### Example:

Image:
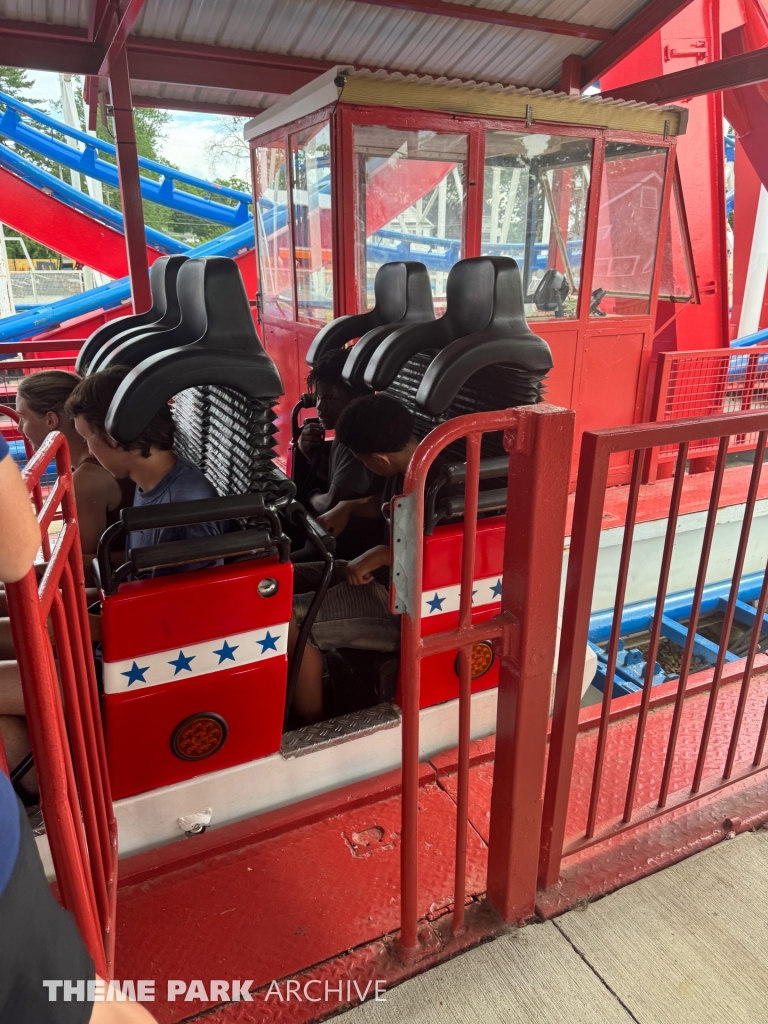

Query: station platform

[341,824,768,1024]
[565,459,768,535]
[111,649,768,1023]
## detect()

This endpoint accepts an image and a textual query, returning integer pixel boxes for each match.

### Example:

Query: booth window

[657,172,696,304]
[353,125,467,314]
[291,122,334,325]
[481,132,593,319]
[254,139,293,319]
[591,142,668,317]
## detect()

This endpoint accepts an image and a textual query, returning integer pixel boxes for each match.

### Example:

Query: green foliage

[215,175,251,196]
[0,66,39,102]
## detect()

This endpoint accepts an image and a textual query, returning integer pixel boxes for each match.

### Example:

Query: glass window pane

[254,139,293,320]
[657,178,694,303]
[291,122,333,325]
[354,126,467,315]
[482,132,593,320]
[591,142,668,317]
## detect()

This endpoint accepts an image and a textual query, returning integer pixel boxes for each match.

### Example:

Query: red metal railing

[392,404,574,947]
[5,431,117,977]
[646,346,768,477]
[0,404,49,531]
[540,409,768,888]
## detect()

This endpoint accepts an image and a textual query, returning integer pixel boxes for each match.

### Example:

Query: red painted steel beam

[350,0,614,41]
[126,39,333,94]
[88,0,111,42]
[109,49,152,314]
[0,18,331,94]
[560,54,583,95]
[486,405,574,923]
[581,0,698,87]
[600,45,768,103]
[0,165,159,278]
[132,94,267,118]
[98,0,148,76]
[0,18,101,75]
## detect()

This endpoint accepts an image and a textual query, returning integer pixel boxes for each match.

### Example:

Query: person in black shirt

[297,349,384,514]
[293,350,385,562]
[288,395,419,722]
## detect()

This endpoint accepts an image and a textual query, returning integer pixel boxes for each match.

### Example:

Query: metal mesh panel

[10,270,86,304]
[656,347,768,461]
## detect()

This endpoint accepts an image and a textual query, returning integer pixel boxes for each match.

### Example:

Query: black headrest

[87,255,189,374]
[75,256,178,375]
[305,261,434,367]
[105,257,284,445]
[534,269,570,318]
[364,257,553,414]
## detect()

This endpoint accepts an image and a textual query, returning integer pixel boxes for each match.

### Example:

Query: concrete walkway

[342,827,768,1024]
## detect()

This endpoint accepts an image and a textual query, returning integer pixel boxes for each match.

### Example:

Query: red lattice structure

[646,345,768,479]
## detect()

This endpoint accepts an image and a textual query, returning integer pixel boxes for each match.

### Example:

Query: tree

[0,66,39,103]
[205,117,250,183]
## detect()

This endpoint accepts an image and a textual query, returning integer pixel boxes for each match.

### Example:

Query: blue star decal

[490,578,503,599]
[213,640,239,664]
[427,592,445,614]
[257,631,279,653]
[472,589,478,601]
[121,661,149,687]
[168,650,195,675]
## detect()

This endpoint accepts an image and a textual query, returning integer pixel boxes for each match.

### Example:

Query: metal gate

[392,404,574,945]
[541,408,768,896]
[4,431,117,977]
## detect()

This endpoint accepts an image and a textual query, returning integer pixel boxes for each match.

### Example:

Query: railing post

[108,49,151,314]
[486,404,574,922]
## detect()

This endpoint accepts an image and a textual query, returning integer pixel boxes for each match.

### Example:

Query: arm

[345,544,391,585]
[309,480,365,516]
[0,454,40,582]
[90,985,158,1023]
[73,463,121,585]
[316,494,383,537]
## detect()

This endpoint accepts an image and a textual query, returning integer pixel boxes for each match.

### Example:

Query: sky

[26,70,246,181]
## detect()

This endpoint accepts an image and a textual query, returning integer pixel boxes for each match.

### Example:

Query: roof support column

[559,54,583,95]
[108,49,151,313]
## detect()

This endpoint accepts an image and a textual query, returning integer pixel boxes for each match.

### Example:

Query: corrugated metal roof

[245,65,686,140]
[0,0,652,105]
[130,80,282,113]
[0,0,86,27]
[132,0,641,90]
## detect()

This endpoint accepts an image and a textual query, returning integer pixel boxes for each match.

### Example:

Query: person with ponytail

[14,370,134,583]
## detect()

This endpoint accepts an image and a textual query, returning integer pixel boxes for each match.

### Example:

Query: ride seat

[106,257,291,504]
[361,256,553,460]
[86,255,189,374]
[305,261,435,375]
[328,259,553,715]
[75,255,186,375]
[98,258,307,799]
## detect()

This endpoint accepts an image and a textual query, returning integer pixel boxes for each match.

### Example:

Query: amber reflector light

[454,641,495,680]
[171,713,228,761]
